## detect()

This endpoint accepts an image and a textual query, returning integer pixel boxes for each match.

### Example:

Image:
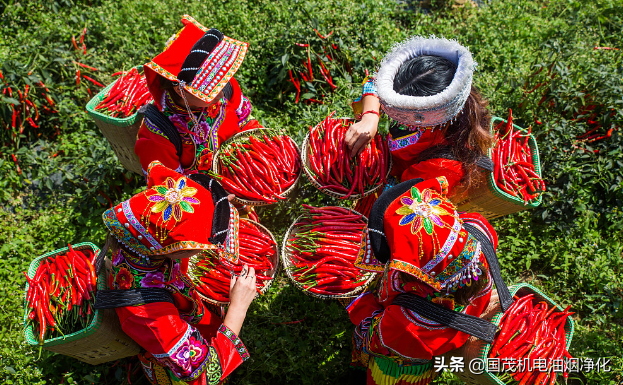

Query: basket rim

[487,117,543,208]
[24,242,103,347]
[478,282,575,381]
[212,128,303,207]
[280,208,377,300]
[85,66,146,126]
[188,218,280,305]
[301,126,393,200]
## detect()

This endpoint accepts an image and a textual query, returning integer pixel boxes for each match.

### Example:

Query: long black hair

[393,55,456,97]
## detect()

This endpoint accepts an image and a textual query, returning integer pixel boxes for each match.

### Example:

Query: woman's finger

[230,273,237,290]
[351,134,370,157]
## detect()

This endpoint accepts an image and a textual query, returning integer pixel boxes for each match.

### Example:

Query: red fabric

[389,129,447,179]
[116,302,245,384]
[135,77,261,175]
[382,178,473,292]
[103,162,223,257]
[348,183,498,361]
[400,158,464,197]
[144,22,206,110]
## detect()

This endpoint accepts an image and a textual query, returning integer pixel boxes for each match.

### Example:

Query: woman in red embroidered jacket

[348,177,497,385]
[348,37,493,215]
[135,15,261,177]
[103,160,256,385]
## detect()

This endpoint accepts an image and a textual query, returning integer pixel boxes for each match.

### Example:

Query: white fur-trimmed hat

[375,36,474,128]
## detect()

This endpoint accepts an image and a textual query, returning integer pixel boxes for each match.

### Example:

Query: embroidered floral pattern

[115,267,134,289]
[218,324,250,361]
[148,176,200,222]
[167,262,185,291]
[140,271,166,289]
[109,249,205,322]
[396,187,451,235]
[153,325,220,382]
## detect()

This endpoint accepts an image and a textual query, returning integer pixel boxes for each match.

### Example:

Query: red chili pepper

[80,26,87,44]
[75,62,98,71]
[82,75,104,87]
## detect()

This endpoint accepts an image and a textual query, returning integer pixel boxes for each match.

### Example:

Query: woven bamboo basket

[301,129,393,200]
[281,209,377,300]
[454,117,543,219]
[23,242,140,365]
[442,283,574,385]
[85,66,146,175]
[212,128,302,207]
[188,219,280,306]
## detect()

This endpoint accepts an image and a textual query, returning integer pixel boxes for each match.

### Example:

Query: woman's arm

[345,94,381,157]
[223,265,257,335]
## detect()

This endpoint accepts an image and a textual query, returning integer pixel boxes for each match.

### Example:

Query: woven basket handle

[463,223,513,312]
[94,236,110,276]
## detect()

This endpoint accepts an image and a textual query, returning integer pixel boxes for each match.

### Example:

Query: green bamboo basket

[443,283,575,385]
[23,242,140,365]
[454,117,543,219]
[86,66,147,175]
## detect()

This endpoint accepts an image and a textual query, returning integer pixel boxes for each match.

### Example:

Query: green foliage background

[0,0,621,384]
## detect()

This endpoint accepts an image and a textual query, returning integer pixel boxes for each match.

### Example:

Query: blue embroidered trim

[388,129,424,152]
[122,200,162,250]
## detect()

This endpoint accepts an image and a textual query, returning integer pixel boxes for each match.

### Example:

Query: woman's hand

[345,114,379,158]
[223,264,257,335]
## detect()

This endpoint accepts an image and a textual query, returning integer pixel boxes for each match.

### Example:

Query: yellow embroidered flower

[148,176,200,222]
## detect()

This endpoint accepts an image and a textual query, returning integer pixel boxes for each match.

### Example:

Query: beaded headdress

[375,36,474,129]
[365,177,487,293]
[103,161,239,263]
[144,15,248,109]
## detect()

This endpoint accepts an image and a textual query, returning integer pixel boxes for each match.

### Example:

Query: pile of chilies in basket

[192,220,276,302]
[217,132,301,203]
[493,109,546,203]
[307,113,389,199]
[94,67,153,118]
[287,205,368,296]
[24,246,97,343]
[490,294,574,384]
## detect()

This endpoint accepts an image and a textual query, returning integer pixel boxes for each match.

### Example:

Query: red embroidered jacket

[135,78,261,176]
[347,213,497,362]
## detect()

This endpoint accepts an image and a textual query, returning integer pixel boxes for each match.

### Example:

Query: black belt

[392,225,512,343]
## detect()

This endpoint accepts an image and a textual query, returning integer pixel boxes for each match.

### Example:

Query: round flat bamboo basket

[301,130,392,200]
[212,128,302,207]
[188,219,280,306]
[281,208,377,300]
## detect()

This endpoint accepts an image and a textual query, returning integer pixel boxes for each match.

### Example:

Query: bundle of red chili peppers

[23,246,97,343]
[193,220,276,302]
[286,205,368,296]
[217,132,301,203]
[490,294,574,384]
[94,68,153,118]
[492,109,545,203]
[307,113,389,199]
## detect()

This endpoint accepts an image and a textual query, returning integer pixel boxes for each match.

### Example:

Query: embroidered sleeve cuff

[218,324,250,362]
